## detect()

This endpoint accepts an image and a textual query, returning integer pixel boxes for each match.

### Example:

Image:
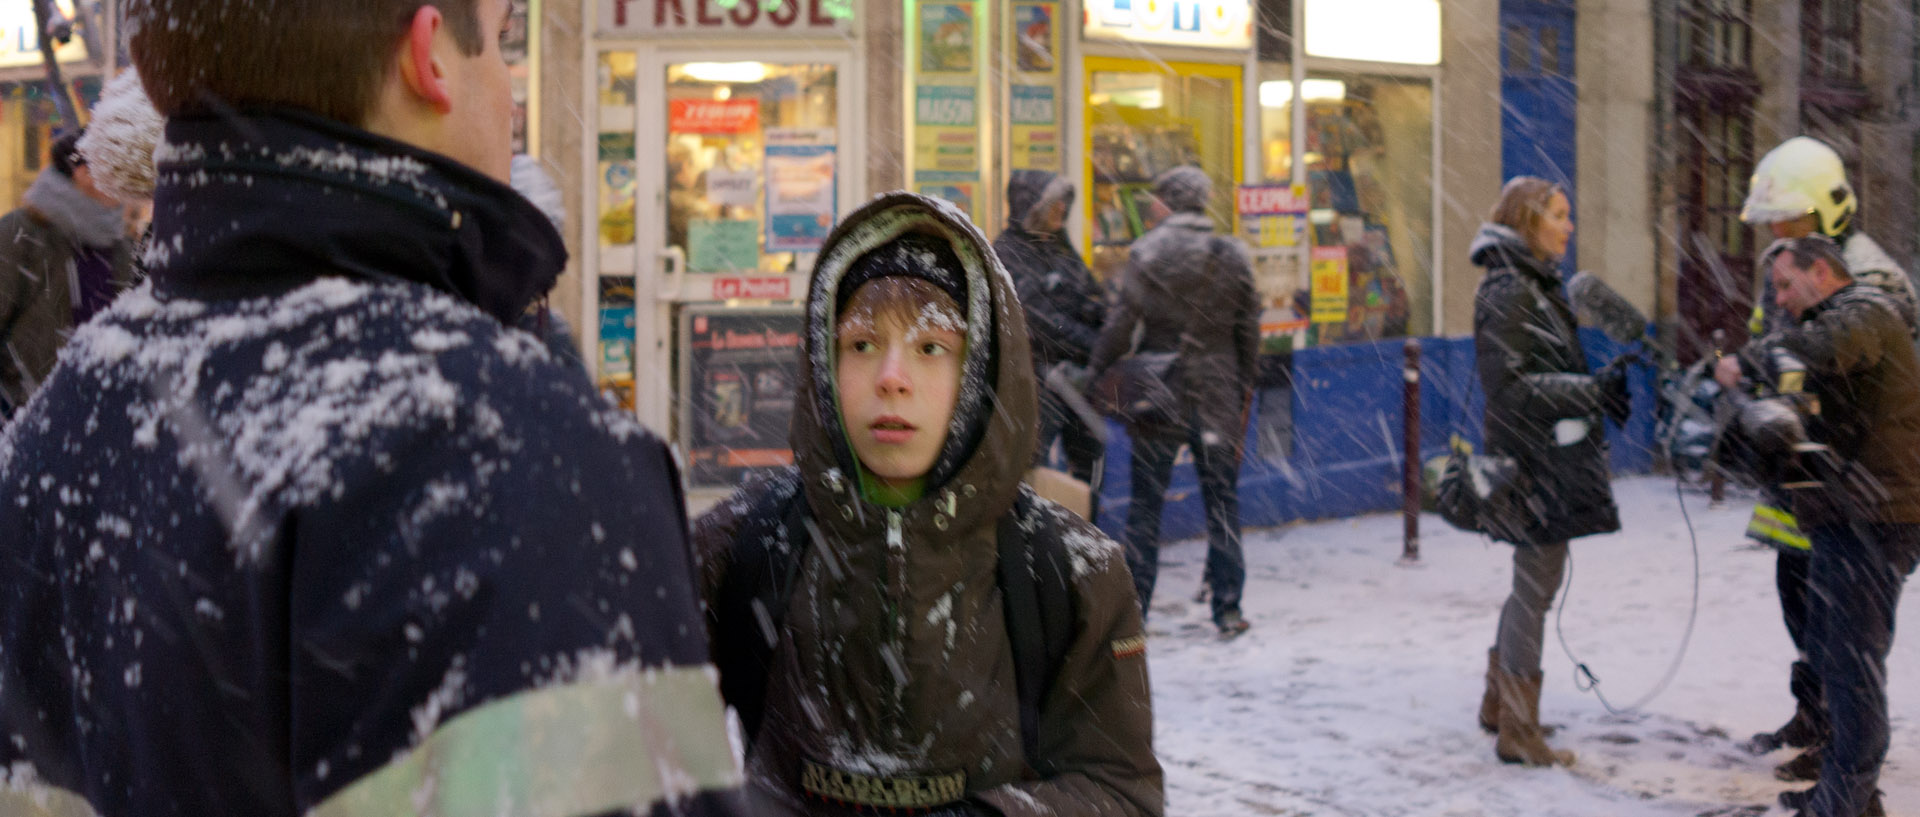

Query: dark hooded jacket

[0,166,138,415]
[1470,223,1621,546]
[1087,166,1258,441]
[993,170,1106,371]
[0,110,742,817]
[692,193,1163,817]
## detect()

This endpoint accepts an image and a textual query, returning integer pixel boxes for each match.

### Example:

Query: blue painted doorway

[1499,0,1578,272]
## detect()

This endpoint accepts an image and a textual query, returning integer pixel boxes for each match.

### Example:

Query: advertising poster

[766,129,837,252]
[682,307,805,486]
[1012,3,1057,72]
[913,86,979,172]
[1310,246,1351,324]
[919,3,977,74]
[598,131,637,246]
[1010,85,1059,171]
[597,276,637,411]
[913,84,982,220]
[1236,184,1310,249]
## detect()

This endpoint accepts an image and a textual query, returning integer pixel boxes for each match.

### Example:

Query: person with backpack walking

[692,192,1162,816]
[993,170,1107,511]
[1086,165,1259,637]
[1469,176,1630,768]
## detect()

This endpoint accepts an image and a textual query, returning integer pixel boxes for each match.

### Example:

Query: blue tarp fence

[1077,330,1659,541]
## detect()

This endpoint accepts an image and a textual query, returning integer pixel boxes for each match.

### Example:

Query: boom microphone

[1568,271,1670,366]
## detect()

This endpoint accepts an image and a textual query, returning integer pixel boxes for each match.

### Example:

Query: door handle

[659,246,687,299]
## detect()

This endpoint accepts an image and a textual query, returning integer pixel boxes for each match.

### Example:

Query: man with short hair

[0,2,744,816]
[0,128,137,420]
[1717,235,1920,817]
[1734,137,1919,782]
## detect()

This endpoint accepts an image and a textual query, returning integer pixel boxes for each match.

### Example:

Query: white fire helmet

[1741,136,1855,237]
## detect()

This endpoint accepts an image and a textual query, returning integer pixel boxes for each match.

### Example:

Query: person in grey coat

[1470,176,1628,768]
[1088,165,1259,636]
[0,129,136,419]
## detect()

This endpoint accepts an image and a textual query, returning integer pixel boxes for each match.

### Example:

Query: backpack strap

[713,480,811,747]
[997,490,1076,774]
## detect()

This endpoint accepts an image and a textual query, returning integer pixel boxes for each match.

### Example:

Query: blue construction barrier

[1076,330,1659,541]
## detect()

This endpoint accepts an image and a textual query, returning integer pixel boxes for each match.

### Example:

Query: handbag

[1429,436,1525,538]
[1088,351,1183,432]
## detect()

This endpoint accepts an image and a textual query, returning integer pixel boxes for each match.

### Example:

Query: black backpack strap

[996,490,1076,774]
[713,480,811,747]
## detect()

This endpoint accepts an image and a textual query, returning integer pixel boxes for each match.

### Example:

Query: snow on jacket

[0,167,138,415]
[992,170,1107,371]
[1737,282,1920,526]
[0,109,743,817]
[1087,168,1259,441]
[691,192,1163,817]
[1470,223,1622,546]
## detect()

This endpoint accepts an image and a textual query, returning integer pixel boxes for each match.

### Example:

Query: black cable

[1552,473,1703,715]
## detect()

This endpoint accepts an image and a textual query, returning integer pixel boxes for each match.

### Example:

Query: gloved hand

[1595,357,1631,425]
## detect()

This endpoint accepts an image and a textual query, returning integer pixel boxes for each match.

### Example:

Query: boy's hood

[793,192,1037,540]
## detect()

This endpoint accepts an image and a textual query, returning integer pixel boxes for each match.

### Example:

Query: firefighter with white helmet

[1731,137,1919,797]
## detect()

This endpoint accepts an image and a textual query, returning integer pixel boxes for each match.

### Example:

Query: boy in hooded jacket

[693,192,1163,817]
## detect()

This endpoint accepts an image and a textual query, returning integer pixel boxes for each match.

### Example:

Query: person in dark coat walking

[0,2,745,816]
[0,128,137,420]
[1716,235,1920,817]
[1088,165,1259,636]
[1469,176,1628,768]
[993,169,1107,502]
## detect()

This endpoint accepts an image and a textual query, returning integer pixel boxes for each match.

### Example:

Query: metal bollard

[1401,338,1421,564]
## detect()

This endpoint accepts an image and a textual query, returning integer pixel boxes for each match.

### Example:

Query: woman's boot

[1493,666,1575,767]
[1479,648,1500,733]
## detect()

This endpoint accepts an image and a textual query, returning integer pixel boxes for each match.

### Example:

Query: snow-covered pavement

[1145,475,1919,816]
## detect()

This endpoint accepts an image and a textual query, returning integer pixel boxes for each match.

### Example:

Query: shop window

[1802,0,1860,82]
[1676,101,1755,361]
[1257,67,1434,343]
[1085,60,1240,281]
[1679,0,1752,72]
[664,62,839,275]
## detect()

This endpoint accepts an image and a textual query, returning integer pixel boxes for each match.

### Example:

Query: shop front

[586,0,862,488]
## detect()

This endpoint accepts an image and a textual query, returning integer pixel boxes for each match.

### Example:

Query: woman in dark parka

[1469,176,1628,767]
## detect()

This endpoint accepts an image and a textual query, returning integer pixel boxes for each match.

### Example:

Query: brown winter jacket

[0,170,137,413]
[692,193,1163,817]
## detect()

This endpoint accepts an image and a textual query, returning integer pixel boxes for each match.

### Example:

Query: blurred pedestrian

[1469,176,1629,767]
[0,128,136,421]
[1087,165,1259,637]
[0,2,745,815]
[993,169,1107,511]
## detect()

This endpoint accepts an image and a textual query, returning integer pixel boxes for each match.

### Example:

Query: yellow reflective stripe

[0,783,99,817]
[309,666,742,817]
[1747,504,1811,550]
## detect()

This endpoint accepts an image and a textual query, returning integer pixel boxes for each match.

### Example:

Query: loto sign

[602,0,854,35]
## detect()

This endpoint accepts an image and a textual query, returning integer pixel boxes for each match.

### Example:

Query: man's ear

[400,6,453,113]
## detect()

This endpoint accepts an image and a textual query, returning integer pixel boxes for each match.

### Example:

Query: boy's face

[834,284,965,489]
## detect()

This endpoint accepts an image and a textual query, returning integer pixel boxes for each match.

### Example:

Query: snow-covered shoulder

[1015,485,1125,582]
[53,276,655,564]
